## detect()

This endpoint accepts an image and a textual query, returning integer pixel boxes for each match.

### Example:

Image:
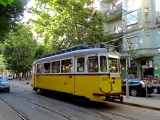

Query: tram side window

[37,64,42,73]
[100,56,107,72]
[77,57,85,72]
[61,59,73,73]
[44,63,50,73]
[88,56,98,72]
[109,58,118,73]
[52,61,60,73]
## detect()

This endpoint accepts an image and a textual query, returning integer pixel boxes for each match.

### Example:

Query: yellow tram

[32,42,123,102]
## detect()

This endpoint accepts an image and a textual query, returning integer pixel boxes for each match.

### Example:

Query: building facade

[97,0,160,79]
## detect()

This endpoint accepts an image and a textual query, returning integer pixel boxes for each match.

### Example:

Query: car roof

[122,78,141,81]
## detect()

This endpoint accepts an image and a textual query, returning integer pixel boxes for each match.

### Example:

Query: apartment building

[97,0,160,79]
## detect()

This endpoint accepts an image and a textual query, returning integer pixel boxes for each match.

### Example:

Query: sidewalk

[122,96,160,111]
[10,79,160,111]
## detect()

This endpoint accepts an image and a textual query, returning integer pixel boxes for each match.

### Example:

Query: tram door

[32,64,37,87]
[74,56,86,96]
[61,58,75,94]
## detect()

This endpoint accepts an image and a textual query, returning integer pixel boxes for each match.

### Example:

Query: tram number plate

[64,82,67,85]
[102,77,108,81]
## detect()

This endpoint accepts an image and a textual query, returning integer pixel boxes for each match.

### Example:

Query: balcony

[106,28,123,38]
[104,4,122,22]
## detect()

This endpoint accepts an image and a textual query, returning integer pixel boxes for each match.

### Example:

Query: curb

[118,101,160,111]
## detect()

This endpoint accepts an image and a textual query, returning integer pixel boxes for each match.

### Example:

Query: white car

[7,74,13,80]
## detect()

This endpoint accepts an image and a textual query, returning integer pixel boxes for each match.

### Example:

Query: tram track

[93,108,138,120]
[10,84,141,120]
[10,92,76,120]
[0,99,29,120]
[32,92,138,120]
[11,85,112,120]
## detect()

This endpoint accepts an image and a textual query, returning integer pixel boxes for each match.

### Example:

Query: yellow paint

[33,74,122,100]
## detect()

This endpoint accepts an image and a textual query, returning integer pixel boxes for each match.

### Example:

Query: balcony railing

[106,29,123,38]
[104,4,122,21]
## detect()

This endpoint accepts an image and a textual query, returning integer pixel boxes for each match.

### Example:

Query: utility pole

[125,39,137,99]
[126,58,130,99]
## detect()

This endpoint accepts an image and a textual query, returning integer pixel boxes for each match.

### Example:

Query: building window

[126,11,138,25]
[145,8,149,22]
[146,35,150,48]
[77,57,85,72]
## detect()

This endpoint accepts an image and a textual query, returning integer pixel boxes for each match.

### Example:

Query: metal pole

[126,77,129,99]
[126,59,129,99]
[146,83,148,99]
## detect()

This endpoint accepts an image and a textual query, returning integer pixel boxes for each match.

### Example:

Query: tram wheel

[120,96,123,102]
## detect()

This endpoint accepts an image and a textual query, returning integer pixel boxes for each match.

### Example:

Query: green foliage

[30,0,110,51]
[0,0,26,42]
[0,0,13,6]
[3,23,38,73]
[33,45,46,60]
[126,38,137,58]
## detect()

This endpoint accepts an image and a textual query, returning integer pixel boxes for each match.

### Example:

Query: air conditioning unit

[157,18,160,23]
[146,61,153,68]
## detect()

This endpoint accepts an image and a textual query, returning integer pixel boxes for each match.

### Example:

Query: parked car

[152,84,160,94]
[122,78,154,96]
[7,74,13,80]
[0,76,10,92]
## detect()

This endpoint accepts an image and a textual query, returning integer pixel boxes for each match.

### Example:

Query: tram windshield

[108,58,119,73]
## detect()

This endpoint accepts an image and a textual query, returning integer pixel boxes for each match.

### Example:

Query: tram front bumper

[93,92,124,96]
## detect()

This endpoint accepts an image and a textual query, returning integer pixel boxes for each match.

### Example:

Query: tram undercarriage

[33,87,123,102]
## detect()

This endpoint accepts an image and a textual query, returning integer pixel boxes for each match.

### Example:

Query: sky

[22,0,35,22]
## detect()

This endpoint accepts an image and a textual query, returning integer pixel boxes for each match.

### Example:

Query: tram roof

[34,47,120,64]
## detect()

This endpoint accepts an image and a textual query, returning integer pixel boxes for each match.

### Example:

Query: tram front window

[109,58,118,73]
[88,56,98,72]
[100,56,107,72]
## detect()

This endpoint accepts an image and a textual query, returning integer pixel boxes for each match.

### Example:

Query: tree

[0,0,13,7]
[3,23,38,79]
[33,44,46,60]
[0,0,27,42]
[31,0,109,51]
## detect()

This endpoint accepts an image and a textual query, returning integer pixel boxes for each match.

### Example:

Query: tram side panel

[34,74,75,94]
[75,74,122,100]
[75,74,105,100]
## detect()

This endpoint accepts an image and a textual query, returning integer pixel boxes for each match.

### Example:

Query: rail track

[0,99,29,120]
[10,84,140,120]
[10,92,76,120]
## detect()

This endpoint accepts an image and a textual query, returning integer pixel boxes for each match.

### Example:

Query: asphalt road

[0,79,160,120]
